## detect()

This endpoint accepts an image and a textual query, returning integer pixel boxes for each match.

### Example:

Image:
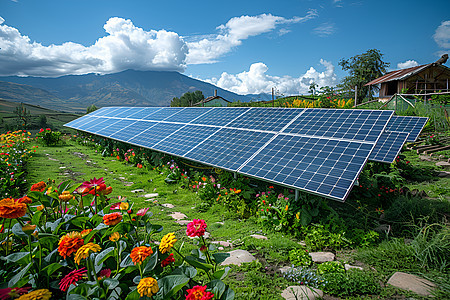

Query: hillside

[0,70,249,112]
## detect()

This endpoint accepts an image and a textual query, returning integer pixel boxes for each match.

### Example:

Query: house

[192,90,231,107]
[365,54,450,101]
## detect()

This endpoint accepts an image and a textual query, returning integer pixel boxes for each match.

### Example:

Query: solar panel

[65,106,432,202]
[226,108,304,132]
[238,134,372,201]
[282,109,392,142]
[368,131,409,163]
[385,116,428,141]
[184,128,274,172]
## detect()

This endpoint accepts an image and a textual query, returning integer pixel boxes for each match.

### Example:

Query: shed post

[295,189,299,201]
[354,85,358,106]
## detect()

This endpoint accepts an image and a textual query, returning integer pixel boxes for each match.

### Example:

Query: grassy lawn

[21,138,450,299]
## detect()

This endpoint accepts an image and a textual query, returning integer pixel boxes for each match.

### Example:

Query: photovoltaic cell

[109,121,157,141]
[84,107,113,117]
[239,134,373,201]
[152,125,220,156]
[92,119,137,138]
[64,115,93,128]
[368,131,408,163]
[75,116,101,130]
[282,109,393,142]
[126,107,162,120]
[128,122,185,148]
[100,107,128,117]
[226,108,304,132]
[142,107,185,121]
[163,107,213,123]
[114,107,144,118]
[385,116,428,142]
[86,118,122,133]
[184,128,274,172]
[189,107,251,126]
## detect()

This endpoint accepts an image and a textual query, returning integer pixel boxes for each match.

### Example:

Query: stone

[250,234,268,240]
[124,182,134,186]
[161,203,175,208]
[119,176,126,180]
[309,252,335,263]
[281,286,323,300]
[298,241,307,247]
[344,264,363,271]
[175,220,191,226]
[169,212,187,220]
[218,247,224,251]
[221,250,256,266]
[211,241,233,248]
[419,155,432,161]
[131,189,145,193]
[144,198,155,202]
[59,166,66,169]
[436,161,450,169]
[48,157,58,161]
[387,272,436,297]
[437,171,450,178]
[144,193,159,198]
[203,232,210,239]
[278,266,292,274]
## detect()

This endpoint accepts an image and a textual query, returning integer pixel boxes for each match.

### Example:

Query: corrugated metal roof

[365,64,431,86]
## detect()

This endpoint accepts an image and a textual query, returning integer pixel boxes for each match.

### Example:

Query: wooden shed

[365,56,450,101]
[193,90,231,107]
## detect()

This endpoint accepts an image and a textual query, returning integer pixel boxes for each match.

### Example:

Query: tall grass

[397,102,449,132]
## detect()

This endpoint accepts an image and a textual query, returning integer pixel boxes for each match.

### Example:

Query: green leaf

[12,223,28,238]
[184,255,214,271]
[212,253,230,264]
[95,247,115,266]
[118,240,127,254]
[212,267,230,280]
[9,262,31,287]
[143,250,158,275]
[120,254,133,268]
[67,296,88,300]
[31,210,43,225]
[207,279,226,299]
[45,219,62,233]
[3,252,29,263]
[124,289,140,300]
[102,278,119,291]
[39,235,60,250]
[44,248,59,263]
[221,287,235,300]
[69,216,89,228]
[172,266,197,278]
[157,275,189,299]
[83,229,99,243]
[42,262,63,276]
[103,222,133,237]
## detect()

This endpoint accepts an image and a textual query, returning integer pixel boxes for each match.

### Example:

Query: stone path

[221,250,256,266]
[281,286,323,300]
[250,234,267,240]
[387,272,436,297]
[309,251,335,263]
[169,212,187,220]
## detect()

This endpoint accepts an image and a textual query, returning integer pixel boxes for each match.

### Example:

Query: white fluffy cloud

[433,20,450,49]
[206,59,337,95]
[186,10,318,64]
[0,17,187,77]
[397,60,419,69]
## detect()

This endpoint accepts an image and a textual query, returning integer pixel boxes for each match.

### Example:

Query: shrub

[282,267,325,288]
[317,261,345,275]
[36,128,61,146]
[288,248,312,267]
[322,269,381,296]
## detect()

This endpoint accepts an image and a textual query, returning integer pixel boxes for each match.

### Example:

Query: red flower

[185,285,214,300]
[59,268,87,292]
[136,207,150,216]
[103,212,122,226]
[31,181,46,192]
[0,287,31,299]
[161,253,175,267]
[186,219,207,237]
[79,177,105,192]
[98,268,111,280]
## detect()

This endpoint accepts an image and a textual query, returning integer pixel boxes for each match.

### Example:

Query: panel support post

[234,173,237,180]
[295,189,299,201]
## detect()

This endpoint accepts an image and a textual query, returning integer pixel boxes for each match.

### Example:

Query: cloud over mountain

[205,59,337,95]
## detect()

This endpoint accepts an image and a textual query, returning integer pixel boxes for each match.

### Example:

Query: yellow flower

[296,212,300,220]
[159,232,177,254]
[59,191,74,202]
[137,277,159,298]
[119,202,129,210]
[17,289,52,300]
[109,232,120,242]
[285,205,288,211]
[74,243,101,265]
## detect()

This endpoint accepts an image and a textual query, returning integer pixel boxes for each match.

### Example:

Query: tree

[86,104,98,114]
[171,91,204,107]
[14,103,31,128]
[309,82,318,95]
[338,49,390,104]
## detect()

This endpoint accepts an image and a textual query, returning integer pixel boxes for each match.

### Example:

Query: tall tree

[338,49,389,103]
[171,90,204,107]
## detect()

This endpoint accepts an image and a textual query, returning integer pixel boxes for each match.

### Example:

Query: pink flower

[186,219,207,237]
[59,268,87,292]
[98,268,111,280]
[0,287,31,299]
[79,177,105,191]
[110,202,121,210]
[136,207,150,216]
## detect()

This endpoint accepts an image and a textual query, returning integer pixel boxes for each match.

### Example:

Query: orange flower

[0,198,27,219]
[30,181,46,192]
[58,232,84,259]
[101,186,113,195]
[130,246,153,265]
[36,205,44,211]
[80,229,92,237]
[103,212,122,226]
[17,196,32,204]
[59,191,74,202]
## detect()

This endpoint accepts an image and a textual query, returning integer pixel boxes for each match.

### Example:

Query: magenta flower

[186,219,207,237]
[98,268,111,280]
[110,202,121,210]
[0,287,31,299]
[59,268,87,292]
[79,177,105,190]
[136,207,150,216]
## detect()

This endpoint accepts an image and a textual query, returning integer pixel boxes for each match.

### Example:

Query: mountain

[0,70,250,112]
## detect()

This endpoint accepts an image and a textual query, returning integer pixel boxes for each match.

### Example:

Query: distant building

[365,54,450,101]
[193,90,231,107]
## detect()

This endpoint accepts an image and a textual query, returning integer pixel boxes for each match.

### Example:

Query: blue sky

[1,0,449,95]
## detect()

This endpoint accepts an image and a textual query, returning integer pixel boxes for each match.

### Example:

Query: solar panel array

[65,107,427,202]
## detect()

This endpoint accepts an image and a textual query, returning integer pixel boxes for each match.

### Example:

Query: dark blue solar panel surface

[85,107,112,117]
[128,123,185,148]
[239,134,373,201]
[369,131,408,163]
[86,118,121,133]
[114,107,144,118]
[282,109,393,142]
[385,116,428,142]
[184,128,274,172]
[152,125,220,156]
[190,107,251,126]
[226,108,304,132]
[109,121,157,141]
[142,107,185,121]
[75,116,101,130]
[65,115,92,128]
[100,107,127,117]
[94,119,137,138]
[163,107,213,123]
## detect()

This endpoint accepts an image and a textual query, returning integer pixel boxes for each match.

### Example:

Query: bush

[322,269,381,296]
[317,261,345,275]
[289,248,312,267]
[36,128,61,146]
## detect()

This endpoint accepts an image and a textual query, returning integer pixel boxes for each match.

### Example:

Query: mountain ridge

[0,70,249,112]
